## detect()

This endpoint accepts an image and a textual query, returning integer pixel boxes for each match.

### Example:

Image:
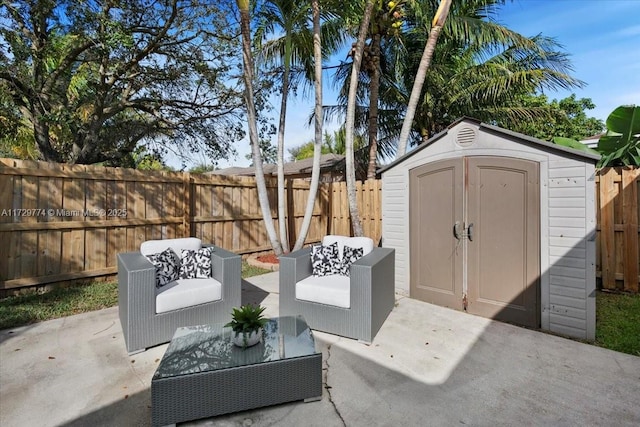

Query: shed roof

[379,117,600,174]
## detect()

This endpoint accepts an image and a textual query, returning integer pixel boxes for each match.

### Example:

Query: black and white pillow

[179,247,213,279]
[339,245,364,276]
[310,242,341,276]
[147,248,179,288]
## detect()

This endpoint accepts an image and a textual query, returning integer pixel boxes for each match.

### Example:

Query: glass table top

[153,316,317,380]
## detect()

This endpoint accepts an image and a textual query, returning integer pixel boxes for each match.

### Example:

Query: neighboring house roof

[210,153,345,177]
[379,117,600,175]
[580,133,605,148]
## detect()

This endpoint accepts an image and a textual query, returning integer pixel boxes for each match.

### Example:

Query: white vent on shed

[455,127,477,147]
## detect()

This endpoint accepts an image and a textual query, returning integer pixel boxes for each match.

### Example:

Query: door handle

[453,221,462,240]
[467,223,474,241]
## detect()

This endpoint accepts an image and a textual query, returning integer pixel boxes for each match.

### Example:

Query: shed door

[409,159,463,309]
[410,157,540,328]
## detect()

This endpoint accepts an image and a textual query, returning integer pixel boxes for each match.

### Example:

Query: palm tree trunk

[367,33,381,180]
[396,0,452,157]
[237,0,283,255]
[345,0,375,237]
[276,35,292,252]
[293,0,323,250]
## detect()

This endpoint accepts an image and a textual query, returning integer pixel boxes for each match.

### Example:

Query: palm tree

[326,1,407,178]
[395,0,584,149]
[361,1,409,178]
[397,0,451,156]
[345,0,375,237]
[236,0,283,255]
[255,0,346,251]
[293,0,324,251]
[255,0,309,252]
[326,0,584,159]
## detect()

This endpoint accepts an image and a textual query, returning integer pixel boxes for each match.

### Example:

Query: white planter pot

[232,328,262,348]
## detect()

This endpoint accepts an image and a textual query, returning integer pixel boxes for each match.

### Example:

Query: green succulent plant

[225,304,268,343]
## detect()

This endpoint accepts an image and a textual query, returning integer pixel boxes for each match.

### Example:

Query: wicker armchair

[117,238,241,354]
[279,236,395,343]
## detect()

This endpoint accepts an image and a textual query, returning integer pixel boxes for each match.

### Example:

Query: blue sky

[185,0,640,169]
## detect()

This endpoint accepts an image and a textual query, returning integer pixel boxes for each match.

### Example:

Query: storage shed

[380,118,599,340]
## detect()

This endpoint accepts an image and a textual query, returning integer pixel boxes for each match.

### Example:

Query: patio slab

[1,272,639,426]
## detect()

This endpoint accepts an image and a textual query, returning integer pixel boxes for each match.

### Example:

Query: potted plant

[225,304,268,348]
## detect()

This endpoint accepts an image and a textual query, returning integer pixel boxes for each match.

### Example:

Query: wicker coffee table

[151,316,322,426]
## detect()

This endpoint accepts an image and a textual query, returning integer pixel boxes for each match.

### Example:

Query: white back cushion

[141,238,202,258]
[322,235,374,260]
[322,235,348,258]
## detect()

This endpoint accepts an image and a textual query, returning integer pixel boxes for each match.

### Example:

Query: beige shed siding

[381,119,597,340]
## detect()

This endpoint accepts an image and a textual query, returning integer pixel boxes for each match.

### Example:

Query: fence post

[183,172,192,238]
[599,168,616,289]
[622,167,639,292]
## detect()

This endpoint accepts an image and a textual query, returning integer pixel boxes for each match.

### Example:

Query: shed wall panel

[547,159,593,339]
[550,294,587,310]
[550,322,585,338]
[381,173,410,294]
[549,305,587,321]
[550,285,588,299]
[550,255,586,269]
[550,245,586,259]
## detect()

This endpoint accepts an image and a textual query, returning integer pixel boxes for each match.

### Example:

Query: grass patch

[0,261,272,330]
[595,290,640,357]
[0,281,119,330]
[242,262,271,278]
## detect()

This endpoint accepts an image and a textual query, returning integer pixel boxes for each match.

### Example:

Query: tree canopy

[495,94,604,141]
[0,0,247,166]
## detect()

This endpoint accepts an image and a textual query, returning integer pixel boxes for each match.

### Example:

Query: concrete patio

[1,272,639,427]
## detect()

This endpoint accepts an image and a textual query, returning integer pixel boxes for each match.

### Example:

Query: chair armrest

[352,247,395,270]
[279,247,313,304]
[206,245,241,304]
[118,252,156,277]
[350,247,395,303]
[117,251,157,321]
[280,247,313,283]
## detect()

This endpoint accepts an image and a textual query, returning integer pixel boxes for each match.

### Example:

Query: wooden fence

[596,167,639,293]
[1,159,638,294]
[0,159,382,292]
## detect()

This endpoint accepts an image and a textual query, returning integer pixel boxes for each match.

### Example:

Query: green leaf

[598,135,622,152]
[605,105,640,142]
[552,136,600,155]
[597,105,640,166]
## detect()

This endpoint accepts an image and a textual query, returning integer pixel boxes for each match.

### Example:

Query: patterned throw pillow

[339,245,364,276]
[310,242,341,276]
[180,247,213,279]
[146,248,179,288]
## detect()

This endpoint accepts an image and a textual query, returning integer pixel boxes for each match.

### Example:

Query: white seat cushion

[296,274,351,309]
[155,278,222,314]
[322,235,374,260]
